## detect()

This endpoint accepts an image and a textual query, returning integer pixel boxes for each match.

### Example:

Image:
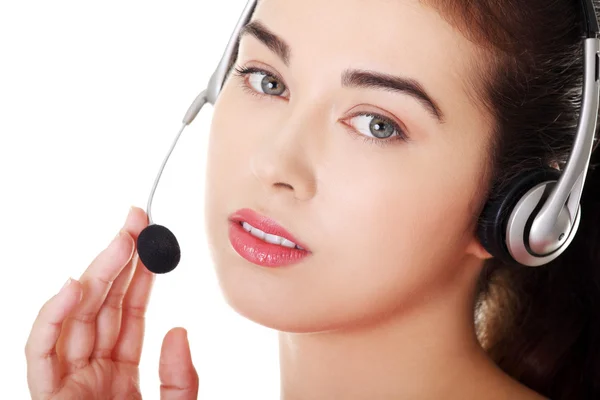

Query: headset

[135,0,600,274]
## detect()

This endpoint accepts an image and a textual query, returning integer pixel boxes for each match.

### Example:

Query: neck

[278,259,503,399]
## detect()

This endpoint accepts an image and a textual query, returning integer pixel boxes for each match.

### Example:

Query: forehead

[249,0,488,123]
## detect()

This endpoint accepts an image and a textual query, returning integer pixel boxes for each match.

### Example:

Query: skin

[25,207,199,399]
[205,0,548,398]
[25,0,549,399]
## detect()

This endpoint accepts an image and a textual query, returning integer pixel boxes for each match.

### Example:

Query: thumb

[159,327,199,400]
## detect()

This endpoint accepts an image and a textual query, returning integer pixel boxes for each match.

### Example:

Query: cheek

[203,84,252,253]
[302,153,475,322]
[207,86,253,165]
[204,81,260,204]
[202,80,482,334]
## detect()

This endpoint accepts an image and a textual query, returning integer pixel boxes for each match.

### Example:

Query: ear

[465,235,494,261]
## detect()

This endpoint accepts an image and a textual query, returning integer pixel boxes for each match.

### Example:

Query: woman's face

[205,0,494,332]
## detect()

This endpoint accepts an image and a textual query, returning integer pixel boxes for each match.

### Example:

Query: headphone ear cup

[477,167,562,265]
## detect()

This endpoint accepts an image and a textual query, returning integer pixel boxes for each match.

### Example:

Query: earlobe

[465,236,494,260]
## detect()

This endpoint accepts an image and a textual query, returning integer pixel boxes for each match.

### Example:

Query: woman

[25,0,600,398]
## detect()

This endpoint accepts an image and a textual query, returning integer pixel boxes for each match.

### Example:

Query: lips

[228,208,310,252]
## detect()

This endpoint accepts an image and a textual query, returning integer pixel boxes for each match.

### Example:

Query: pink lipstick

[228,208,311,267]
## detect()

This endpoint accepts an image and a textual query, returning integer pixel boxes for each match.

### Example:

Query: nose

[249,104,321,202]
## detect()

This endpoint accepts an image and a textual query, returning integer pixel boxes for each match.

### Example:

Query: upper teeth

[242,221,304,250]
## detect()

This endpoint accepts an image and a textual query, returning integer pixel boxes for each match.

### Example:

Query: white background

[0,0,280,398]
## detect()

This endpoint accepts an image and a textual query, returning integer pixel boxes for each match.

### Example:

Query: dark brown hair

[420,1,600,398]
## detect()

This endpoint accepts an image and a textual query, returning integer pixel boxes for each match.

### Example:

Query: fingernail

[112,229,125,244]
[125,206,136,224]
[60,277,72,293]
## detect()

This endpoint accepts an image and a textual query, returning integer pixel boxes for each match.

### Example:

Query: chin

[209,255,326,333]
[203,205,430,334]
[201,210,328,332]
[209,253,403,335]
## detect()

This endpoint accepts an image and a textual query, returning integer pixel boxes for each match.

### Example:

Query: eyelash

[232,65,409,148]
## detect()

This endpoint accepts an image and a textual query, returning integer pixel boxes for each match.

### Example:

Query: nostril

[275,182,294,190]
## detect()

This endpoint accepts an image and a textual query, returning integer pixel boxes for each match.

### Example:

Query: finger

[93,206,149,359]
[56,223,135,373]
[25,278,83,399]
[111,253,155,365]
[159,328,199,400]
[112,207,156,365]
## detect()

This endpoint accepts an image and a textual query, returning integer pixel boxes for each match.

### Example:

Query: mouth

[224,209,311,267]
[234,220,305,250]
[228,208,311,252]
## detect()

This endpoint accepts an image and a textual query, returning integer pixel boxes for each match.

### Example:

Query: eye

[344,113,409,146]
[233,64,408,148]
[233,65,289,98]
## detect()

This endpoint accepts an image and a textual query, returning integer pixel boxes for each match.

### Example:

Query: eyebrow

[239,20,445,123]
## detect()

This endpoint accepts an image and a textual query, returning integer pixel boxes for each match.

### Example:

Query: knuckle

[114,357,140,368]
[24,340,46,360]
[24,341,33,359]
[36,297,53,319]
[103,292,127,310]
[122,305,147,320]
[68,356,89,370]
[91,348,113,359]
[68,310,97,324]
[25,304,55,359]
[94,273,114,287]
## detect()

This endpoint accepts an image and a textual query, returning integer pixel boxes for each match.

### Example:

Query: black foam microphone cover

[136,224,181,274]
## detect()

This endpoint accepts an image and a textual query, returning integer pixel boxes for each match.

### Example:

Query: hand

[25,206,199,400]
